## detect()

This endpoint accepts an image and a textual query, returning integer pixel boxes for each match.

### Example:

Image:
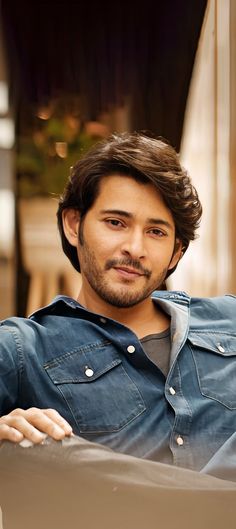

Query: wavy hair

[57,132,202,277]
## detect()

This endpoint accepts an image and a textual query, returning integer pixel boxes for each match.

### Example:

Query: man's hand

[0,408,73,443]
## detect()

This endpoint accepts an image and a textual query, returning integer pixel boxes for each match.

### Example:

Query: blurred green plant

[16,101,107,198]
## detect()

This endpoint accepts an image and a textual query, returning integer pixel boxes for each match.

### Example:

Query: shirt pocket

[188,333,236,410]
[44,340,146,433]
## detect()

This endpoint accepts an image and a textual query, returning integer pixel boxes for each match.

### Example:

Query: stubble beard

[79,239,168,309]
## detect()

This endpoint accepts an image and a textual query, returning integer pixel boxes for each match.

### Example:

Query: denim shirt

[1,290,236,472]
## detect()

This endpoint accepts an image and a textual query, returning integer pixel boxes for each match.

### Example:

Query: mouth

[113,266,145,278]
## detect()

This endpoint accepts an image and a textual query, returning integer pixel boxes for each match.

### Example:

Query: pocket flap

[44,340,121,384]
[188,332,236,356]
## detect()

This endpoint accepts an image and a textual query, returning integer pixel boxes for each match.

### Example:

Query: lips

[113,266,144,277]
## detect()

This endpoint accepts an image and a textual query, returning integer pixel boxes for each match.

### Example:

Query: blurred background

[0,0,235,320]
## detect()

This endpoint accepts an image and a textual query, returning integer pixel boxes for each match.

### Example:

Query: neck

[77,283,170,338]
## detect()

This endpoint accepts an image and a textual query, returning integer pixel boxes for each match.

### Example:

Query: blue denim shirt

[1,290,236,472]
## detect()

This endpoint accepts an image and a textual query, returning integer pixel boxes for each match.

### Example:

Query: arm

[0,323,72,443]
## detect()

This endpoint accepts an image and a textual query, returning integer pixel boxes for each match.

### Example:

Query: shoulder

[0,316,35,348]
[0,315,48,350]
[189,294,236,333]
[152,290,236,329]
[153,290,236,310]
[1,315,37,331]
[190,294,236,314]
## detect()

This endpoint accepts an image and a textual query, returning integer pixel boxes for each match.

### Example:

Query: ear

[167,239,183,272]
[62,209,80,247]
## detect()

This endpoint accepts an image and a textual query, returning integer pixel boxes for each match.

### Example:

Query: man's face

[64,174,182,309]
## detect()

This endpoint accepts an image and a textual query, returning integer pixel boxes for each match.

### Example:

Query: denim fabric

[1,291,236,471]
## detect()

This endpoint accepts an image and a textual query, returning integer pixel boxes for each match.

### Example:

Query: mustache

[105,258,151,279]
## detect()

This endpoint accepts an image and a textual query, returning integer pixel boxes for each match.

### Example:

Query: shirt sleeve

[0,323,21,415]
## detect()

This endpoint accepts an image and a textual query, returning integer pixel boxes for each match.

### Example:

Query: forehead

[92,173,174,223]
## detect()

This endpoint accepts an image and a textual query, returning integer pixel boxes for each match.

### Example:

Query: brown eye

[148,229,166,237]
[106,219,124,228]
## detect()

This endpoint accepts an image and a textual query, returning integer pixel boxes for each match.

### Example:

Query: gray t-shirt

[141,329,171,377]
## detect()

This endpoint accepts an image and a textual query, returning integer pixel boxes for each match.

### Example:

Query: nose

[120,229,146,260]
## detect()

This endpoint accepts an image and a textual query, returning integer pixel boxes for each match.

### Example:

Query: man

[0,132,235,475]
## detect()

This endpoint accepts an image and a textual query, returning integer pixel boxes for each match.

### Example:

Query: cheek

[98,242,117,262]
[148,242,176,267]
[87,236,117,263]
[87,226,120,254]
[148,238,173,254]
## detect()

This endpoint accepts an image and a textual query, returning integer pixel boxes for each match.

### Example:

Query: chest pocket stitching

[45,358,121,384]
[44,346,146,433]
[43,339,112,369]
[187,333,236,355]
[188,341,236,410]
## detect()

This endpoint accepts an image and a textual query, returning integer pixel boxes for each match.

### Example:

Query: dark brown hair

[57,132,202,277]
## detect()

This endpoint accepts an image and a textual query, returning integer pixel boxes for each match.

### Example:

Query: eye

[105,218,125,228]
[148,228,166,238]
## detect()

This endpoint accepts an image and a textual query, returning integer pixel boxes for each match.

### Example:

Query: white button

[169,387,176,395]
[100,317,107,324]
[85,367,94,377]
[217,343,225,353]
[176,436,184,446]
[127,345,136,354]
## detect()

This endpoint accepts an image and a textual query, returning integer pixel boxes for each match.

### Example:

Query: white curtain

[170,0,233,297]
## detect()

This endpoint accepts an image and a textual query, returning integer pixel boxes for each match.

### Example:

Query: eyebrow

[99,209,174,230]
